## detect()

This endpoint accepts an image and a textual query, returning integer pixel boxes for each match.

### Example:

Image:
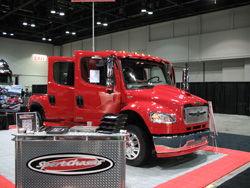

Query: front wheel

[125,125,152,166]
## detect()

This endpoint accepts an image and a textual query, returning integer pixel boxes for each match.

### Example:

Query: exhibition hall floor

[0,114,250,188]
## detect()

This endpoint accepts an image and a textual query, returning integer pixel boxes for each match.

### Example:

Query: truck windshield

[0,74,11,84]
[121,59,174,90]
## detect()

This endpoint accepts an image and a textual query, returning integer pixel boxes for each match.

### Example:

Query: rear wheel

[35,111,43,129]
[125,125,152,166]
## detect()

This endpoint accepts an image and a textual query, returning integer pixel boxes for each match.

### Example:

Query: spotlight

[59,12,65,16]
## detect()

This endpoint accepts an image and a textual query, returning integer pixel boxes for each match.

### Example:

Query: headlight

[149,111,177,124]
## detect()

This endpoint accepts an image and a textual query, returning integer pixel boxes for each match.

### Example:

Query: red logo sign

[27,154,114,175]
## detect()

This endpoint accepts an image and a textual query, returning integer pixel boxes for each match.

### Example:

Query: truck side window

[53,61,75,86]
[80,57,106,86]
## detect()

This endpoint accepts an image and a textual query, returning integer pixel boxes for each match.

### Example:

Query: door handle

[76,95,84,108]
[49,95,55,106]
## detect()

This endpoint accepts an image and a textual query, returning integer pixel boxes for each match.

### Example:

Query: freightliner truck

[29,50,210,166]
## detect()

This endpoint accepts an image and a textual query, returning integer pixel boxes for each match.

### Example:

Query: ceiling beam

[0,0,36,21]
[165,0,195,13]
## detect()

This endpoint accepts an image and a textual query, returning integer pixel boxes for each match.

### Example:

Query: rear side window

[53,61,75,86]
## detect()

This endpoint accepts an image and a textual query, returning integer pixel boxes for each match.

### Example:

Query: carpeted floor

[218,167,250,188]
[209,132,250,188]
[213,132,250,152]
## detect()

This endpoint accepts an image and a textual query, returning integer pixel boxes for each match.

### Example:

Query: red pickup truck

[29,50,210,166]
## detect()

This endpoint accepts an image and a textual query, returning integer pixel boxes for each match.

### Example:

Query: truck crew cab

[29,51,210,166]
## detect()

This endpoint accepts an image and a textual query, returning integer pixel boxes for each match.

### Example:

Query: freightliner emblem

[27,154,114,175]
[189,110,206,117]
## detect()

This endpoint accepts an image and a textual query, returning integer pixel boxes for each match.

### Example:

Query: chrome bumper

[153,129,210,157]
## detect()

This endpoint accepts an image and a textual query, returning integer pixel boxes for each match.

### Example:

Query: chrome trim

[153,130,210,151]
[184,106,208,124]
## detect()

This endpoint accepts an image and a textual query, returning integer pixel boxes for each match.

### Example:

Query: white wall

[61,5,250,82]
[2,5,249,90]
[0,37,54,89]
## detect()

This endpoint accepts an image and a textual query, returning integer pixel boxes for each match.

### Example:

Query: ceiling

[1,0,250,46]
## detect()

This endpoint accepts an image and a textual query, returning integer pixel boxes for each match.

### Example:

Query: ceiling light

[72,32,76,35]
[103,23,108,26]
[59,12,65,16]
[97,21,102,25]
[141,8,147,13]
[51,10,56,14]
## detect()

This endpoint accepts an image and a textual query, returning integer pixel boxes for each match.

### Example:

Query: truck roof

[74,50,171,65]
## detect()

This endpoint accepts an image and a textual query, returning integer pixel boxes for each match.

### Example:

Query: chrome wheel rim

[126,132,140,160]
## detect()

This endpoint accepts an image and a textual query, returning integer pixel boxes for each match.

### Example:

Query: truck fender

[121,101,178,131]
[29,102,46,121]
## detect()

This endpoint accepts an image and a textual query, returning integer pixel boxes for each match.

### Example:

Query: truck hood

[129,85,207,107]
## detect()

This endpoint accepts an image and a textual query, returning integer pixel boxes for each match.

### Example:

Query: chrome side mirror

[107,56,114,78]
[106,56,114,94]
[106,78,112,88]
[182,68,189,91]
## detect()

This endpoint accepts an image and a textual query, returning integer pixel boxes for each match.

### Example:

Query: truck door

[46,56,75,121]
[74,52,121,126]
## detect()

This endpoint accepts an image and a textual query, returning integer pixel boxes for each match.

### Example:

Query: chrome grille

[184,106,208,124]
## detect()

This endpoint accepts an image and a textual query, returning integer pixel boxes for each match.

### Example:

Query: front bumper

[153,129,210,158]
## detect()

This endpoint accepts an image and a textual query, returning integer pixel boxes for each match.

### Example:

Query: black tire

[35,111,43,128]
[125,125,152,166]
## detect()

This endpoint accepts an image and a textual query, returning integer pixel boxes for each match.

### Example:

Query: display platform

[1,129,250,188]
[13,132,127,188]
